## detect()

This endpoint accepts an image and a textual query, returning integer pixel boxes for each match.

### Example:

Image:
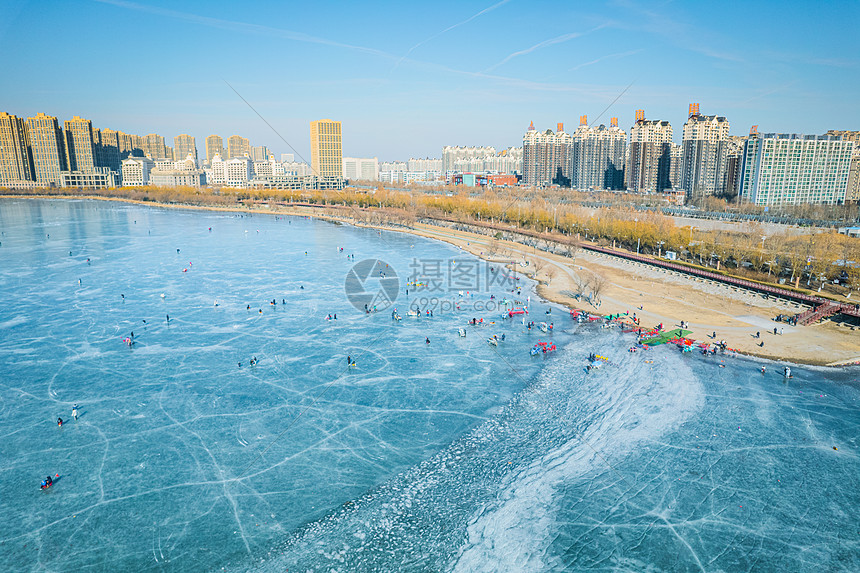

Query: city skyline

[1,0,858,161]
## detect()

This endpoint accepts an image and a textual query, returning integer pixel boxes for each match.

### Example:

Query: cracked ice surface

[252,332,860,572]
[0,199,560,571]
[2,200,859,572]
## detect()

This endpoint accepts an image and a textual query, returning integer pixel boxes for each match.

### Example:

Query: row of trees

[373,180,860,223]
[3,184,858,292]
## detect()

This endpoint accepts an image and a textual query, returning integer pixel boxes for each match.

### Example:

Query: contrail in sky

[568,49,642,72]
[737,81,799,106]
[392,0,512,71]
[484,24,607,72]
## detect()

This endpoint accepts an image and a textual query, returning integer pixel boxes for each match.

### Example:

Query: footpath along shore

[5,195,859,366]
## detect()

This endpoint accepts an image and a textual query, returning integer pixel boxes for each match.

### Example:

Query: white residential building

[679,105,731,198]
[225,157,253,187]
[626,111,673,192]
[569,117,626,191]
[483,148,522,175]
[522,122,572,187]
[407,157,442,172]
[343,157,379,181]
[60,168,117,188]
[207,154,226,185]
[442,146,496,174]
[150,170,206,187]
[380,161,407,173]
[121,157,154,186]
[253,161,273,179]
[739,133,854,206]
[149,154,206,187]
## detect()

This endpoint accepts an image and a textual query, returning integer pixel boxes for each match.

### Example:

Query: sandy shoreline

[4,195,858,366]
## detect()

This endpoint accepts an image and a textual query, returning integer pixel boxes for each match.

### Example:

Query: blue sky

[1,0,858,161]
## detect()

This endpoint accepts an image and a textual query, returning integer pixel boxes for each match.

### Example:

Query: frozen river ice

[1,199,858,572]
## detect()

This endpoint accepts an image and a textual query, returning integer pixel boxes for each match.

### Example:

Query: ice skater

[72,404,78,420]
[57,417,63,426]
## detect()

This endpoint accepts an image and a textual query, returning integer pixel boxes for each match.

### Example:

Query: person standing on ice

[72,404,78,420]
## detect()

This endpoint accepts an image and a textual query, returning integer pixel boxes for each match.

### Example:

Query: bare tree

[531,258,546,279]
[562,235,580,259]
[590,271,607,307]
[572,271,590,298]
[545,266,557,285]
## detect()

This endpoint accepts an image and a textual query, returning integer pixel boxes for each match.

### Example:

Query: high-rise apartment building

[94,128,121,174]
[626,111,673,192]
[739,133,854,206]
[522,122,571,187]
[722,135,747,197]
[25,112,66,185]
[227,135,250,159]
[142,133,170,160]
[0,112,34,185]
[250,145,268,162]
[64,116,97,173]
[570,116,626,190]
[205,135,224,164]
[130,134,146,156]
[173,134,198,165]
[827,130,860,202]
[117,131,143,158]
[679,104,731,199]
[310,119,343,188]
[845,154,860,203]
[669,143,683,188]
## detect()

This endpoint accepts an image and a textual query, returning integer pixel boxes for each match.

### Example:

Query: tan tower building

[142,133,170,160]
[0,112,34,185]
[94,128,121,173]
[227,135,250,159]
[310,119,343,189]
[173,134,198,165]
[64,116,97,173]
[25,112,66,185]
[205,135,225,163]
